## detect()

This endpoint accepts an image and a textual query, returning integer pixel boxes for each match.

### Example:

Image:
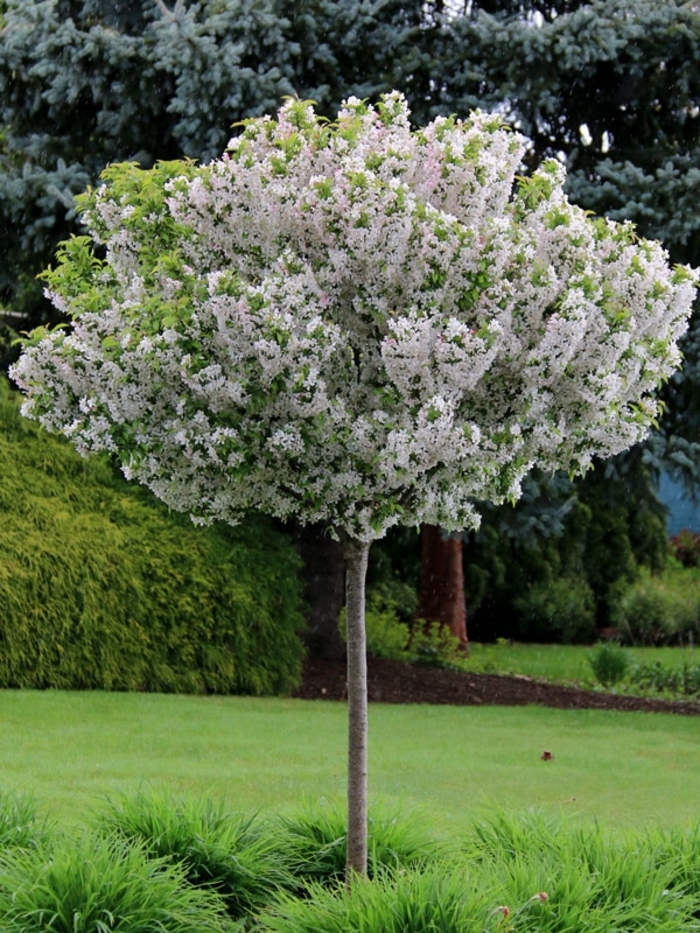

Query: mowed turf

[0,690,698,833]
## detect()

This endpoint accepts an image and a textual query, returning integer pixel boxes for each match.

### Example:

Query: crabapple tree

[11,93,697,880]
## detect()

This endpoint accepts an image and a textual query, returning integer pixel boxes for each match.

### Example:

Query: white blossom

[11,93,698,541]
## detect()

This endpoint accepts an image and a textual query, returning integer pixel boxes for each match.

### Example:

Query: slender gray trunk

[343,537,370,884]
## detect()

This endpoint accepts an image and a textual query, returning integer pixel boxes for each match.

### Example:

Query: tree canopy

[13,94,695,539]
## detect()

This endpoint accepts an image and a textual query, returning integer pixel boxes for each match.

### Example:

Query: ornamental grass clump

[644,823,700,909]
[12,92,698,880]
[270,803,450,890]
[460,810,695,933]
[0,790,51,853]
[260,867,509,933]
[92,787,287,919]
[0,832,232,933]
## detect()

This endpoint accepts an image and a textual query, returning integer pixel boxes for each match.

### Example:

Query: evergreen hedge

[0,379,305,694]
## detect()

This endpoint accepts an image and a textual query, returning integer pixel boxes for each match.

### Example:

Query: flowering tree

[11,93,697,880]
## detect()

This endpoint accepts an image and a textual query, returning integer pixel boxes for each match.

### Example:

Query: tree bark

[416,523,468,650]
[291,522,346,660]
[343,536,370,884]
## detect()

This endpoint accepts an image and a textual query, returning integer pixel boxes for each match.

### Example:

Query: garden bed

[295,656,700,715]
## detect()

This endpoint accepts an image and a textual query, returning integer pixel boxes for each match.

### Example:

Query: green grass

[1,690,699,836]
[465,641,700,685]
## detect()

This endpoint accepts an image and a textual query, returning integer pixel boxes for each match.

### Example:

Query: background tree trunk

[416,523,469,650]
[343,537,370,884]
[291,522,346,660]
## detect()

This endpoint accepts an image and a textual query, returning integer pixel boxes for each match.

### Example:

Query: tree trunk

[343,536,370,884]
[291,522,346,660]
[416,523,468,650]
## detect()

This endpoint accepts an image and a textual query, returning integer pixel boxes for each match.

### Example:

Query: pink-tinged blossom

[10,92,698,541]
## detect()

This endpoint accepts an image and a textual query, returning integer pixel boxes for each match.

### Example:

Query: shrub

[512,576,596,644]
[670,529,700,568]
[0,378,305,694]
[588,642,629,687]
[340,594,409,661]
[406,621,464,668]
[340,595,464,668]
[0,832,232,933]
[92,787,287,919]
[611,564,700,646]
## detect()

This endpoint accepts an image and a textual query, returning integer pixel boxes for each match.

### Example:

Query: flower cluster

[11,93,698,540]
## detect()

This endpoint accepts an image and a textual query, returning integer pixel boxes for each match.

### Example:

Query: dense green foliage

[371,463,672,643]
[0,831,232,933]
[611,562,700,646]
[93,788,288,919]
[461,465,671,641]
[5,788,700,933]
[587,642,629,687]
[0,378,305,693]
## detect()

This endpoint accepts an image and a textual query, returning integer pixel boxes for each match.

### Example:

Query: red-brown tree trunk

[416,523,468,650]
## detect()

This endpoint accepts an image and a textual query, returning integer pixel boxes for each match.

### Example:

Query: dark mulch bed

[293,656,700,716]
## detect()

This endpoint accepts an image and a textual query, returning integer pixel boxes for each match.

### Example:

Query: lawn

[1,689,699,835]
[465,640,700,686]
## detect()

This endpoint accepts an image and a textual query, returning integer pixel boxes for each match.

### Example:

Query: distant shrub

[406,621,464,668]
[340,594,464,668]
[512,576,596,644]
[365,597,410,660]
[0,379,305,695]
[611,564,700,646]
[588,642,629,687]
[339,595,409,660]
[670,529,700,568]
